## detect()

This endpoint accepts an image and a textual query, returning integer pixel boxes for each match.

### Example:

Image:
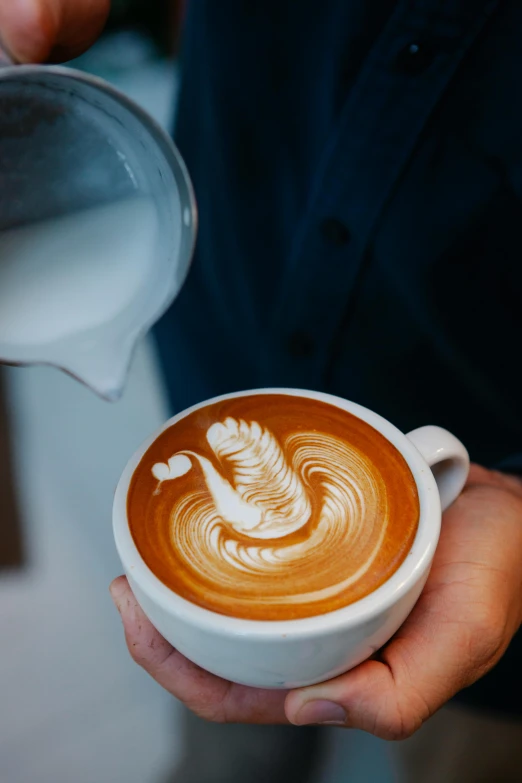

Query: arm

[0,0,110,63]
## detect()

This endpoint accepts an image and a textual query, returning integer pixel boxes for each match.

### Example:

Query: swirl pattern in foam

[128,395,419,620]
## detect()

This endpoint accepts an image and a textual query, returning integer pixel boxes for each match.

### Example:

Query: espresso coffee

[127,394,419,621]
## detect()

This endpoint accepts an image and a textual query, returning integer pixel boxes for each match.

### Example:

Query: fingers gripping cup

[113,389,470,689]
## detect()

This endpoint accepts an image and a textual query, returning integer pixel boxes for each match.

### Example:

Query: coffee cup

[113,388,469,689]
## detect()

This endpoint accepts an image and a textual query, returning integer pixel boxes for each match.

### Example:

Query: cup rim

[113,388,440,639]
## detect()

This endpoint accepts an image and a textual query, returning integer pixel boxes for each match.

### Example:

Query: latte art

[153,417,313,539]
[128,395,419,620]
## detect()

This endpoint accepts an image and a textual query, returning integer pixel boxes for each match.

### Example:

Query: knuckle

[372,695,427,741]
[187,680,233,724]
[383,715,422,742]
[188,702,229,724]
[375,712,418,741]
[125,629,161,669]
[206,708,229,724]
[386,724,416,742]
[384,710,423,741]
[127,640,149,667]
[469,603,507,665]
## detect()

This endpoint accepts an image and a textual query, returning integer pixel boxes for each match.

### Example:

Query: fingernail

[109,578,125,612]
[294,699,347,726]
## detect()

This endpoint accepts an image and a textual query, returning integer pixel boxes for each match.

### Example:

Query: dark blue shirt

[156,0,522,716]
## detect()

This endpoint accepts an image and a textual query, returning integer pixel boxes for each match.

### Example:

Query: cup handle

[406,426,470,512]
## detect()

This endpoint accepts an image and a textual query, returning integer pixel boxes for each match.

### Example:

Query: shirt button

[395,42,436,75]
[321,218,351,246]
[287,331,315,359]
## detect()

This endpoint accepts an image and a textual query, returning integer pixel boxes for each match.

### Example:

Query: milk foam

[152,417,390,607]
[0,197,157,345]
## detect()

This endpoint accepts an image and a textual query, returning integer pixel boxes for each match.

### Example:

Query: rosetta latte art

[128,395,419,620]
[151,417,391,609]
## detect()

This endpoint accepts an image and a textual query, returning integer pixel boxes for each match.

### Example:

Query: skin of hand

[0,0,110,63]
[110,464,522,739]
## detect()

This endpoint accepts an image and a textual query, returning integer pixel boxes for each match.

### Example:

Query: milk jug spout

[60,334,138,402]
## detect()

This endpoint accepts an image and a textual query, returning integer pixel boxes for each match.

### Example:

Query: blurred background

[0,3,396,782]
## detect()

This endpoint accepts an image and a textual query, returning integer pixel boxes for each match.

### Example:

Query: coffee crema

[127,395,419,620]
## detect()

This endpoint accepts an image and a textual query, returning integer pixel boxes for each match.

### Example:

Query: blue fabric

[155,0,522,716]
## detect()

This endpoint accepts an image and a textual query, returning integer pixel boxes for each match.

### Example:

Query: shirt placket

[267,0,499,389]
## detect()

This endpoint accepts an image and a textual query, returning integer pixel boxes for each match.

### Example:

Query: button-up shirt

[155,0,521,715]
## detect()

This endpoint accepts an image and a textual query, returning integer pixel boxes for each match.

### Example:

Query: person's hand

[110,464,522,739]
[0,0,110,63]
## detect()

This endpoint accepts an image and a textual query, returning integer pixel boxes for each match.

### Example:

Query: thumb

[284,593,503,739]
[285,655,431,740]
[0,0,109,63]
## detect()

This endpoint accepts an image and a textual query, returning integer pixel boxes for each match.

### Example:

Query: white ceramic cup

[113,388,469,689]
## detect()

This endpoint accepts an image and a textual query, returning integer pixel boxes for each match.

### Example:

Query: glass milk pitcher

[0,54,196,400]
